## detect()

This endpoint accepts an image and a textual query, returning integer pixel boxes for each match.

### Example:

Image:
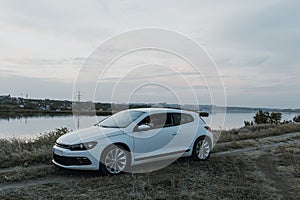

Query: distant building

[45,105,50,111]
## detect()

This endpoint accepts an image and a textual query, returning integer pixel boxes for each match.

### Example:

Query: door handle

[172,133,178,136]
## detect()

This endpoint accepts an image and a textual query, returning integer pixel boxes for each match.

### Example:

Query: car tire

[100,145,130,175]
[192,136,211,161]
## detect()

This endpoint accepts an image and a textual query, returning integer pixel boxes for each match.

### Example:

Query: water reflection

[0,112,299,139]
[0,115,107,139]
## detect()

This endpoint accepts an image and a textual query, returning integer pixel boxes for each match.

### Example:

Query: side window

[172,113,181,126]
[137,113,173,129]
[181,114,194,124]
[164,113,173,127]
[172,113,194,126]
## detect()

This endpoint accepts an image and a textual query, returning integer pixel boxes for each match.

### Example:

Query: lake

[0,112,299,139]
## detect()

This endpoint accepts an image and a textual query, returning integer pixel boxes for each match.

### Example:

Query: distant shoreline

[0,109,113,118]
[1,95,300,119]
[0,108,299,120]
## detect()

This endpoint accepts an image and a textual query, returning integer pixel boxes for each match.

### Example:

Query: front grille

[53,153,92,166]
[55,142,70,149]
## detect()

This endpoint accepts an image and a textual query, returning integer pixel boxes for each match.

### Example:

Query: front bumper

[52,145,100,170]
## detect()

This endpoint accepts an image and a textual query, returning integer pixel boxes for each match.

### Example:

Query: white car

[52,108,213,175]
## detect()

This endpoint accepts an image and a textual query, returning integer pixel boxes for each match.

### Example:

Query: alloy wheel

[104,147,127,174]
[195,139,211,160]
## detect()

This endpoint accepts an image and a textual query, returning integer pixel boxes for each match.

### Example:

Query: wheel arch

[192,135,212,161]
[194,135,212,149]
[100,142,133,166]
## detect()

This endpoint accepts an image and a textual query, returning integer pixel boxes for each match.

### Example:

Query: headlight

[69,141,97,151]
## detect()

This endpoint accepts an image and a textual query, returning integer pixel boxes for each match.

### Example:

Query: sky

[0,0,299,108]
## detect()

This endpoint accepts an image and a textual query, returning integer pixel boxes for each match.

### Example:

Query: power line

[77,91,81,102]
[76,91,81,130]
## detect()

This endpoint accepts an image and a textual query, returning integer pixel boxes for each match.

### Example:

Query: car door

[171,113,197,152]
[133,113,180,162]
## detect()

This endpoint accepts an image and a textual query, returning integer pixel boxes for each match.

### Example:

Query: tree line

[244,110,300,126]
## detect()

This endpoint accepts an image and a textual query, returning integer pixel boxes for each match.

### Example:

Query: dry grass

[0,165,62,184]
[0,128,68,168]
[214,123,300,143]
[0,124,299,199]
[2,146,299,199]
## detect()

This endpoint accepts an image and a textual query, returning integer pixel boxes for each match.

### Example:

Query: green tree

[253,110,270,124]
[269,112,282,124]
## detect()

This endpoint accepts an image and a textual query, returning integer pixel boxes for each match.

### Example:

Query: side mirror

[199,112,209,117]
[138,124,151,130]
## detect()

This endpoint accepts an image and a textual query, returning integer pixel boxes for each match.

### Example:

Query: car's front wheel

[100,145,129,175]
[192,137,211,161]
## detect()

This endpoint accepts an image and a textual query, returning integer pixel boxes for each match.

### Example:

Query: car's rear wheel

[192,137,211,161]
[100,145,129,175]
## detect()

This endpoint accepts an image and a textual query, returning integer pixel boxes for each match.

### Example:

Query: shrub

[253,110,270,124]
[244,120,253,126]
[269,112,282,124]
[253,110,282,125]
[293,115,300,123]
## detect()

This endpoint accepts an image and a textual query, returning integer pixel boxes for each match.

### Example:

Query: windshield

[99,110,145,128]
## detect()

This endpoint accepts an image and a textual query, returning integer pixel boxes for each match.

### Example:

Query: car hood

[56,126,123,145]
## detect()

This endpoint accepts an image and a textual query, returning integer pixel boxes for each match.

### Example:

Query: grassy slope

[0,124,299,199]
[0,143,299,199]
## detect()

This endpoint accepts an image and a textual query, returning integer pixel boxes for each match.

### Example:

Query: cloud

[0,0,299,108]
[209,1,300,67]
[0,57,82,81]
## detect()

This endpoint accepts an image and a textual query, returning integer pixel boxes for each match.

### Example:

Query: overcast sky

[0,0,299,108]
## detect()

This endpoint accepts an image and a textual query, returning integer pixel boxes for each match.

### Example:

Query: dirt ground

[0,132,299,200]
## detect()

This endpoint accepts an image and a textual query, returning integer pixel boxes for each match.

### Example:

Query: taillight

[205,126,211,132]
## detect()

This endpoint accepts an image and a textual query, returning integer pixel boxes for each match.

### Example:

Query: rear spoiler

[199,112,209,117]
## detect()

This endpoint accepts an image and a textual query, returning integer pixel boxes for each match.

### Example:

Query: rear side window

[150,113,173,128]
[172,113,194,126]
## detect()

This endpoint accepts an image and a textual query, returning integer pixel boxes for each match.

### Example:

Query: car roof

[129,107,196,114]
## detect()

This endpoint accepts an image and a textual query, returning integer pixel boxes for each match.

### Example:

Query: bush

[244,120,253,126]
[269,112,282,124]
[254,110,270,124]
[253,110,282,125]
[293,115,300,123]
